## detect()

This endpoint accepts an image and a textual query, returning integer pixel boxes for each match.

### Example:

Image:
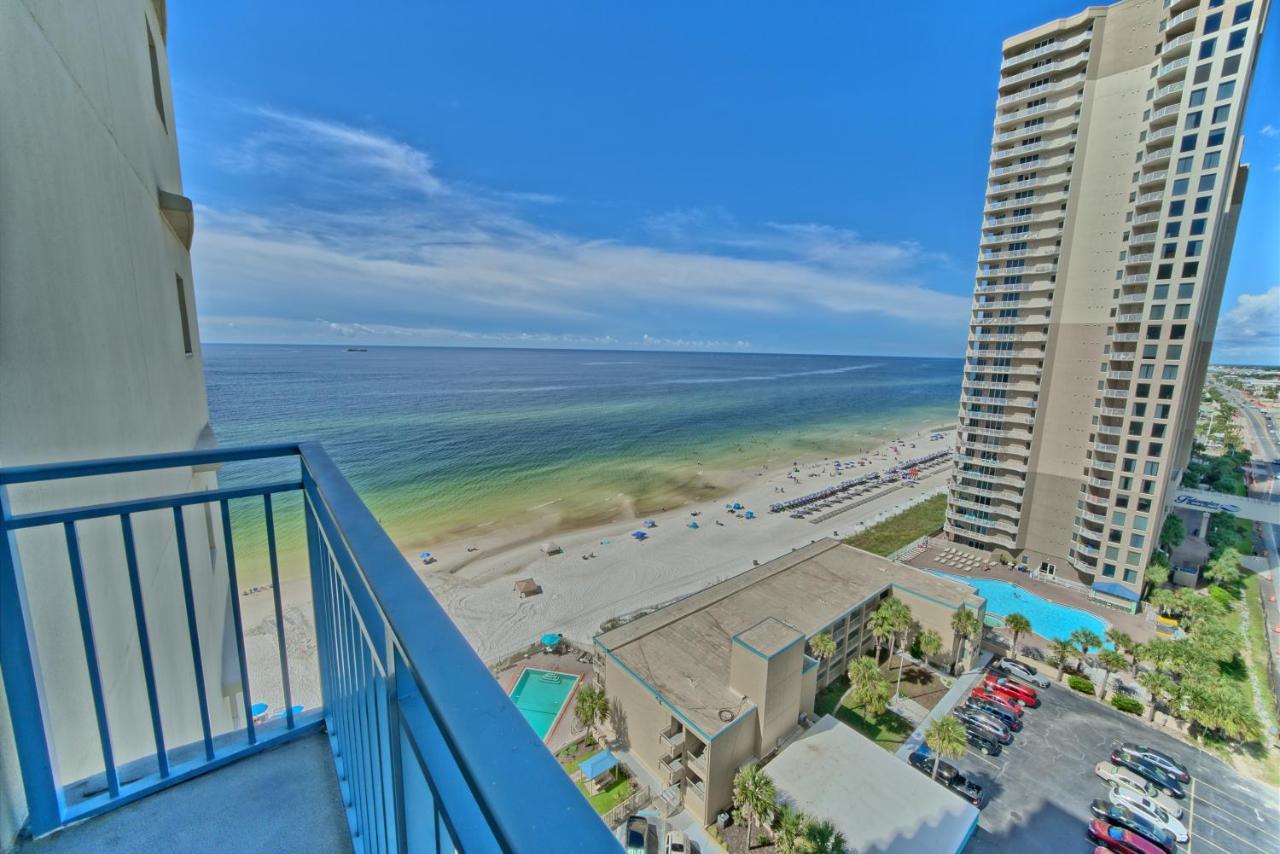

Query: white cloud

[194,108,970,349]
[1213,287,1280,364]
[1260,124,1279,138]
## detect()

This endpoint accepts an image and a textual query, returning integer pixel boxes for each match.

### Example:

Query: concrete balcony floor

[21,734,351,854]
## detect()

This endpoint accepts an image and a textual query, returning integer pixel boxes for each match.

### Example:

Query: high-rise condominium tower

[947,0,1269,608]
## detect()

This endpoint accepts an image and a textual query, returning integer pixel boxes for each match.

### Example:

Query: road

[1221,385,1280,717]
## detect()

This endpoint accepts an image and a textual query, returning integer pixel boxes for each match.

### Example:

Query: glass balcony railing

[0,444,616,851]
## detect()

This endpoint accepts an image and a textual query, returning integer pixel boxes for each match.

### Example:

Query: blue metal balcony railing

[0,443,617,851]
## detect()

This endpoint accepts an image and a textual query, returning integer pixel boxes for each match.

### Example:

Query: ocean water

[205,345,961,579]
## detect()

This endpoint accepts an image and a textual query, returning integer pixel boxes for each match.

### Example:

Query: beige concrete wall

[0,2,229,845]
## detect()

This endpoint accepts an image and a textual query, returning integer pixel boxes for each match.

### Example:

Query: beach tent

[631,531,647,540]
[744,510,755,519]
[643,519,657,528]
[514,578,542,598]
[732,502,743,510]
[688,521,699,529]
[540,541,562,555]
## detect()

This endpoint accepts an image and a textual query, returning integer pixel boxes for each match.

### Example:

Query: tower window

[147,21,166,129]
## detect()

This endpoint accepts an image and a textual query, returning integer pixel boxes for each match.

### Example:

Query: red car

[984,673,1041,708]
[973,681,1027,710]
[1087,819,1164,854]
[970,686,1024,717]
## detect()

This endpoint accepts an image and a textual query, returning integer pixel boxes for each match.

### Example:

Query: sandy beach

[238,426,954,713]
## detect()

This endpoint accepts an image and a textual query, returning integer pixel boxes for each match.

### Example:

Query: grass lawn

[564,752,634,815]
[814,679,914,751]
[843,494,946,556]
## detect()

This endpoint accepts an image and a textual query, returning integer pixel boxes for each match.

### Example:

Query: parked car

[970,686,1024,716]
[1094,763,1183,819]
[1110,748,1185,798]
[983,673,1041,707]
[1107,786,1189,844]
[1088,800,1176,853]
[1086,819,1166,854]
[663,830,689,854]
[963,698,1023,731]
[953,709,1012,744]
[624,815,649,854]
[1116,743,1190,783]
[962,723,1003,756]
[994,658,1050,687]
[908,748,985,807]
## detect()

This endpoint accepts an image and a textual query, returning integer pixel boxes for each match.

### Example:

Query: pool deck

[496,649,596,753]
[904,544,1155,651]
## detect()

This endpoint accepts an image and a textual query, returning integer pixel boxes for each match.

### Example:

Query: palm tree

[1096,650,1128,700]
[773,803,806,854]
[882,598,913,667]
[573,684,609,734]
[797,818,846,854]
[732,764,776,848]
[1204,547,1242,589]
[1048,638,1074,682]
[868,606,895,663]
[848,657,889,717]
[1069,628,1103,672]
[950,608,981,674]
[809,632,836,662]
[1004,613,1031,661]
[917,629,943,665]
[1105,628,1134,665]
[1148,587,1178,616]
[924,716,968,780]
[1138,671,1177,723]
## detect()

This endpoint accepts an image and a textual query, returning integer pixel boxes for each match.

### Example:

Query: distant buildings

[948,0,1269,608]
[0,2,232,845]
[594,539,985,824]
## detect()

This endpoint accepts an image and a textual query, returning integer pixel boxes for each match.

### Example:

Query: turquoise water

[927,571,1112,645]
[204,345,960,580]
[509,668,579,739]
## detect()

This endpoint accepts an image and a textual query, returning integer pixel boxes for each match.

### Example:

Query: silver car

[994,658,1050,688]
[1108,785,1189,843]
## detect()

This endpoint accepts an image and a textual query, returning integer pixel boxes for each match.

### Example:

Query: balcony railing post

[0,486,63,837]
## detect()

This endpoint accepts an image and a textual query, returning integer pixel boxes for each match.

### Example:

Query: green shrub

[1207,585,1234,606]
[1068,675,1096,696]
[1111,694,1144,715]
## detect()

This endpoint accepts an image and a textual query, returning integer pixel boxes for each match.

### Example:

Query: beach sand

[236,426,954,715]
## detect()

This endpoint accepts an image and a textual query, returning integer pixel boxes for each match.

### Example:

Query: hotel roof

[595,539,983,741]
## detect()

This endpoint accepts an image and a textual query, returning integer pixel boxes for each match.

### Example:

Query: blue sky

[172,2,1279,362]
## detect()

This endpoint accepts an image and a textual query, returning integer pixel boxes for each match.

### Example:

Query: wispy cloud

[193,108,971,350]
[1260,123,1279,138]
[1213,287,1280,365]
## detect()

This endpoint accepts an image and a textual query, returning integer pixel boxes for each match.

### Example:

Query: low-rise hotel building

[594,539,986,824]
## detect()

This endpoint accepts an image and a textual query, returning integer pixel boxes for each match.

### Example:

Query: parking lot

[955,674,1280,852]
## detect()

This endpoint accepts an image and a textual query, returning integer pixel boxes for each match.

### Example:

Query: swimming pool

[928,571,1112,646]
[508,668,580,740]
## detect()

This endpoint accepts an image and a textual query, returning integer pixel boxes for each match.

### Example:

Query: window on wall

[1204,12,1222,33]
[1167,344,1183,359]
[1180,134,1198,152]
[1193,63,1212,84]
[1183,261,1199,276]
[1234,3,1254,24]
[1186,111,1203,129]
[1176,156,1193,174]
[1154,284,1170,299]
[1102,564,1117,578]
[1190,218,1207,235]
[1207,129,1226,147]
[1203,151,1222,169]
[1217,80,1236,99]
[1199,38,1216,59]
[1211,105,1230,124]
[146,21,166,130]
[1227,29,1247,51]
[1194,196,1211,213]
[1173,178,1190,195]
[1123,568,1138,583]
[1198,174,1217,191]
[1223,54,1241,75]
[1177,282,1195,298]
[1189,88,1207,106]
[1165,222,1181,237]
[175,274,193,355]
[1187,240,1203,257]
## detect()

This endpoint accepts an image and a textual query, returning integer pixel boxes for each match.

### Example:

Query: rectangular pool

[508,668,580,741]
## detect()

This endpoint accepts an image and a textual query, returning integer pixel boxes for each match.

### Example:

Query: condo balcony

[1000,30,1092,71]
[686,751,708,779]
[1124,252,1154,265]
[1128,232,1157,247]
[1155,56,1189,82]
[1149,104,1180,125]
[1089,458,1117,472]
[1087,476,1114,490]
[1100,406,1126,418]
[1116,313,1143,324]
[996,73,1086,106]
[1161,31,1195,59]
[658,727,687,752]
[1113,332,1140,343]
[1073,524,1103,543]
[1152,81,1184,105]
[1096,423,1123,435]
[1134,190,1164,206]
[1137,169,1167,187]
[1145,146,1174,165]
[1165,7,1199,36]
[1080,510,1108,525]
[658,754,685,785]
[949,510,1019,537]
[0,445,613,852]
[1083,491,1109,508]
[1133,212,1161,226]
[1094,440,1119,453]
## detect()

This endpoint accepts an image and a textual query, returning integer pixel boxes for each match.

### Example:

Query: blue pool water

[928,571,1112,645]
[508,668,580,740]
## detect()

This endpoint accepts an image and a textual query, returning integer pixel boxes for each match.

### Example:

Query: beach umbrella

[744,510,755,519]
[688,521,699,529]
[540,632,562,647]
[419,552,431,559]
[733,502,743,510]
